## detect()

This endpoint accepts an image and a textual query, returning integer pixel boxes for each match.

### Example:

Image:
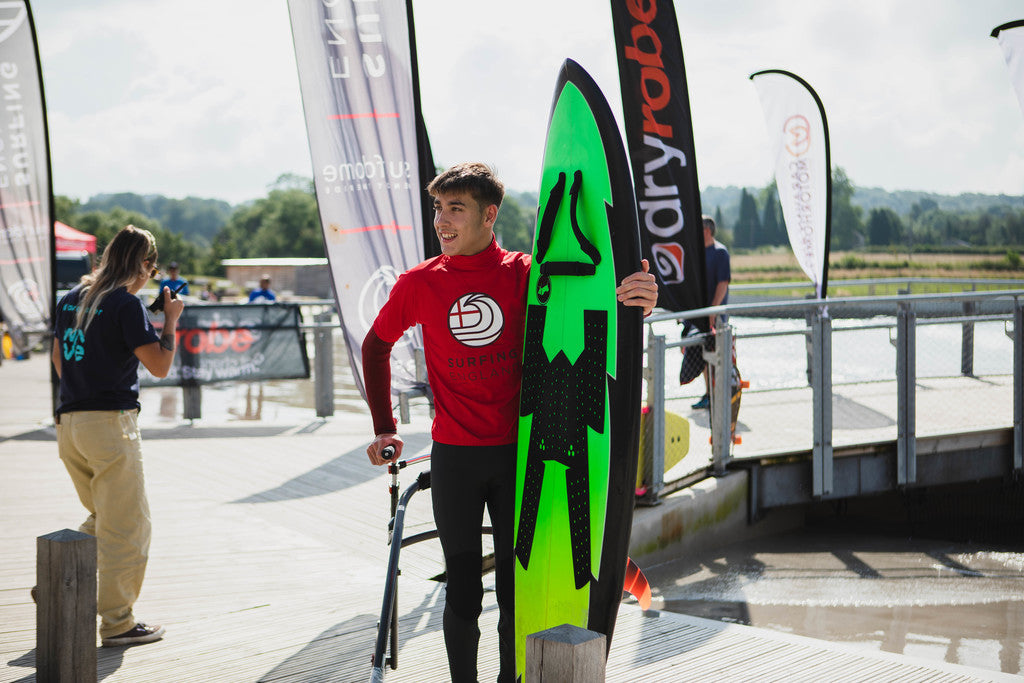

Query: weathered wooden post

[36,529,97,683]
[182,382,202,421]
[526,624,606,682]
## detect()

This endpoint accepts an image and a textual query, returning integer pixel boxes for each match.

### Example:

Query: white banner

[0,0,52,353]
[992,20,1024,118]
[751,69,831,298]
[287,0,428,398]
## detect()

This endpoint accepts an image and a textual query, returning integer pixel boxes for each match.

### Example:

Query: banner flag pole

[0,0,55,359]
[287,0,432,400]
[992,20,1024,119]
[609,0,708,323]
[750,69,832,299]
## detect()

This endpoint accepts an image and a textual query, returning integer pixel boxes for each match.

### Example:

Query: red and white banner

[287,0,433,398]
[992,20,1024,118]
[610,0,707,323]
[0,0,53,353]
[751,69,831,298]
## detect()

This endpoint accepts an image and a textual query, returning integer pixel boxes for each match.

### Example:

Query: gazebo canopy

[55,221,96,254]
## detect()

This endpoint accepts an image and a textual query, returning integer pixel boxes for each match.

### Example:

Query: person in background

[362,162,658,682]
[692,215,731,409]
[247,274,277,303]
[50,224,184,647]
[158,262,189,296]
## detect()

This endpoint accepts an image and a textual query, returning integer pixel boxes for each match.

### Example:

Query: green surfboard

[514,59,643,679]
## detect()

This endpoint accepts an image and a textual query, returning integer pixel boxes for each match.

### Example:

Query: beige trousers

[56,409,151,638]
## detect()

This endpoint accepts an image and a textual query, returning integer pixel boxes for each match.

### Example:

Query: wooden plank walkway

[1,353,1016,682]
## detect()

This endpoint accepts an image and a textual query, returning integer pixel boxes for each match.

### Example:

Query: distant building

[221,258,331,300]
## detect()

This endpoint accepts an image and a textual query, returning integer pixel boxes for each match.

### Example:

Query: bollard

[36,529,97,683]
[526,623,605,682]
[182,382,201,421]
[314,311,334,417]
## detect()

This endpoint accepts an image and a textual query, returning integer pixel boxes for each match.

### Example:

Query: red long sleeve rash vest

[363,238,531,446]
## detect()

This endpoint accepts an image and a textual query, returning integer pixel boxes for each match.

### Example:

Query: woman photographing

[50,224,183,646]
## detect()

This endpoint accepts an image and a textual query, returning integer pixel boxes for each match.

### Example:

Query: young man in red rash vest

[363,162,657,682]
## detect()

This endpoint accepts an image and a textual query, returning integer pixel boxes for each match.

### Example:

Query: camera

[148,281,186,313]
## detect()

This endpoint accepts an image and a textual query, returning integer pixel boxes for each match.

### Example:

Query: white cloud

[28,0,1024,203]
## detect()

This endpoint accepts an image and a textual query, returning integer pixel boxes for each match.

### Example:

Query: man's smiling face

[432,191,498,257]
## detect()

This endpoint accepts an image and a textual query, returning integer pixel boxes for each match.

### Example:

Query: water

[645,525,1024,676]
[642,315,1023,676]
[651,315,1016,401]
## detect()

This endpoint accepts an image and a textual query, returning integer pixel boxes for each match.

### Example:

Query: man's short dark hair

[427,162,504,209]
[702,215,716,236]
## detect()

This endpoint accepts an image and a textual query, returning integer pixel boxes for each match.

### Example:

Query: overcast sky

[29,0,1024,205]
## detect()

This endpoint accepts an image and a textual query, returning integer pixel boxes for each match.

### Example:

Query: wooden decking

[1,353,1016,682]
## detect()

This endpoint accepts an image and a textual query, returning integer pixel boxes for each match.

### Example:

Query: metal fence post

[707,325,732,475]
[811,308,833,497]
[1014,299,1023,474]
[961,300,976,376]
[641,332,667,502]
[314,310,334,417]
[398,347,431,424]
[804,297,814,386]
[896,303,917,485]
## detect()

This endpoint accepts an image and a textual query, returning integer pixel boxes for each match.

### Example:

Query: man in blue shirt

[248,274,277,303]
[693,215,730,409]
[158,262,189,296]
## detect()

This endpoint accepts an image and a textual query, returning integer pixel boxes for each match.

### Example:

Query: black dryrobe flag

[610,0,707,325]
[0,0,53,355]
[287,0,435,399]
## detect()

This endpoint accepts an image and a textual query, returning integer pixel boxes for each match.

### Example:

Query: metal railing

[158,286,1024,499]
[640,288,1024,502]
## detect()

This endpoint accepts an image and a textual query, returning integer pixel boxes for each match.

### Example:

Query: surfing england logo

[448,293,504,347]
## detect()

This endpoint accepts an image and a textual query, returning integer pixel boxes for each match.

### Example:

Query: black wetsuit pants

[431,441,516,683]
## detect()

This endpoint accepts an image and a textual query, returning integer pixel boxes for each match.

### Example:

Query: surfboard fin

[623,557,652,610]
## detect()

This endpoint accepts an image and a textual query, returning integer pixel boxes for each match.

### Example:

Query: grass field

[730,249,1024,296]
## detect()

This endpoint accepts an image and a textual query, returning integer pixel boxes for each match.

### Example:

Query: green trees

[759,182,785,247]
[734,188,761,249]
[209,185,322,273]
[52,170,1024,280]
[80,193,232,246]
[867,207,903,246]
[493,191,536,254]
[829,167,865,250]
[71,207,202,273]
[713,206,727,246]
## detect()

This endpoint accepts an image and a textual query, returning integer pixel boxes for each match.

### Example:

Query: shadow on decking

[232,432,432,504]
